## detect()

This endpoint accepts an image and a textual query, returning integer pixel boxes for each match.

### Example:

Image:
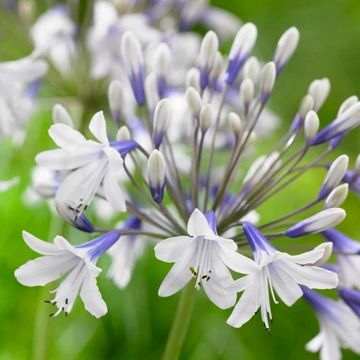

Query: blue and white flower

[303,287,360,360]
[15,230,121,317]
[155,209,257,309]
[227,223,338,329]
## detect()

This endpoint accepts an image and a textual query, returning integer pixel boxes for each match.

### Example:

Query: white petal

[36,148,101,170]
[22,231,61,255]
[219,248,259,274]
[48,124,87,149]
[154,236,193,263]
[227,273,261,328]
[89,111,109,145]
[187,208,214,237]
[15,255,78,286]
[268,263,303,306]
[103,147,124,176]
[290,243,332,265]
[284,262,339,289]
[158,258,193,297]
[103,172,126,212]
[80,273,108,318]
[305,333,324,353]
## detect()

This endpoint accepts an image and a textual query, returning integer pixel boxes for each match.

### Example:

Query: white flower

[154,209,257,309]
[303,288,360,360]
[36,111,131,227]
[31,5,76,73]
[227,222,338,328]
[14,231,118,318]
[0,52,47,140]
[0,177,19,192]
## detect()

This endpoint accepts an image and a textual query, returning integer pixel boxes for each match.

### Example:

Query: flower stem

[162,285,196,360]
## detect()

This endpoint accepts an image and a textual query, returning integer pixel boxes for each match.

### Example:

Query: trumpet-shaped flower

[227,223,338,329]
[303,288,360,360]
[15,230,121,317]
[36,111,137,228]
[155,209,257,309]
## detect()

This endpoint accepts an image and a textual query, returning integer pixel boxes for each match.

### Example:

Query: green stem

[162,285,196,360]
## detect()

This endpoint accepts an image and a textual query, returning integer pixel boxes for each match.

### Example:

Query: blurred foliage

[1,0,360,359]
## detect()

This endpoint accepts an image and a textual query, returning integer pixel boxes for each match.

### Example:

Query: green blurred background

[1,0,360,359]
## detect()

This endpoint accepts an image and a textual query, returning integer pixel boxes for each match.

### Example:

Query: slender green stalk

[162,285,196,360]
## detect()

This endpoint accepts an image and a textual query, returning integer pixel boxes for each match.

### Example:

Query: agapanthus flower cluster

[5,2,360,360]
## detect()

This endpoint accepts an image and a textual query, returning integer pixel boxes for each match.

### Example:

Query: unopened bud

[273,27,300,71]
[186,87,202,117]
[325,184,348,208]
[240,78,255,105]
[148,149,166,204]
[243,56,260,83]
[186,68,201,92]
[116,126,131,141]
[286,208,346,237]
[153,99,171,148]
[229,112,242,134]
[299,95,314,120]
[259,62,276,101]
[199,104,212,132]
[108,80,124,124]
[304,111,319,141]
[154,43,171,97]
[52,104,73,127]
[337,95,359,116]
[355,154,360,174]
[318,155,349,200]
[199,31,219,89]
[308,78,331,111]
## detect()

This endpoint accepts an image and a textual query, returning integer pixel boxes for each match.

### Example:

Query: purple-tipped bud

[321,229,360,254]
[225,23,257,85]
[108,80,124,124]
[152,99,171,148]
[148,149,166,203]
[286,208,346,238]
[318,155,348,200]
[121,31,145,106]
[311,102,360,146]
[199,31,219,90]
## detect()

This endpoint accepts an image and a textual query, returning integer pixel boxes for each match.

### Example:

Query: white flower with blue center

[227,222,338,329]
[36,111,137,229]
[303,288,360,360]
[155,209,257,309]
[15,230,121,318]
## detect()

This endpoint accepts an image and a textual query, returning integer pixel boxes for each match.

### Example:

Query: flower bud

[240,78,254,105]
[286,208,346,238]
[199,31,219,89]
[324,184,348,209]
[318,155,349,200]
[311,102,360,146]
[108,80,124,124]
[259,62,276,102]
[186,68,201,92]
[229,112,242,135]
[304,111,319,142]
[243,56,260,83]
[355,154,360,175]
[308,78,330,111]
[121,31,145,105]
[337,95,358,116]
[153,99,171,148]
[299,94,314,120]
[186,86,202,117]
[225,23,257,85]
[199,104,212,132]
[148,149,166,204]
[273,27,300,71]
[154,43,171,97]
[52,104,73,127]
[210,52,223,84]
[116,126,131,141]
